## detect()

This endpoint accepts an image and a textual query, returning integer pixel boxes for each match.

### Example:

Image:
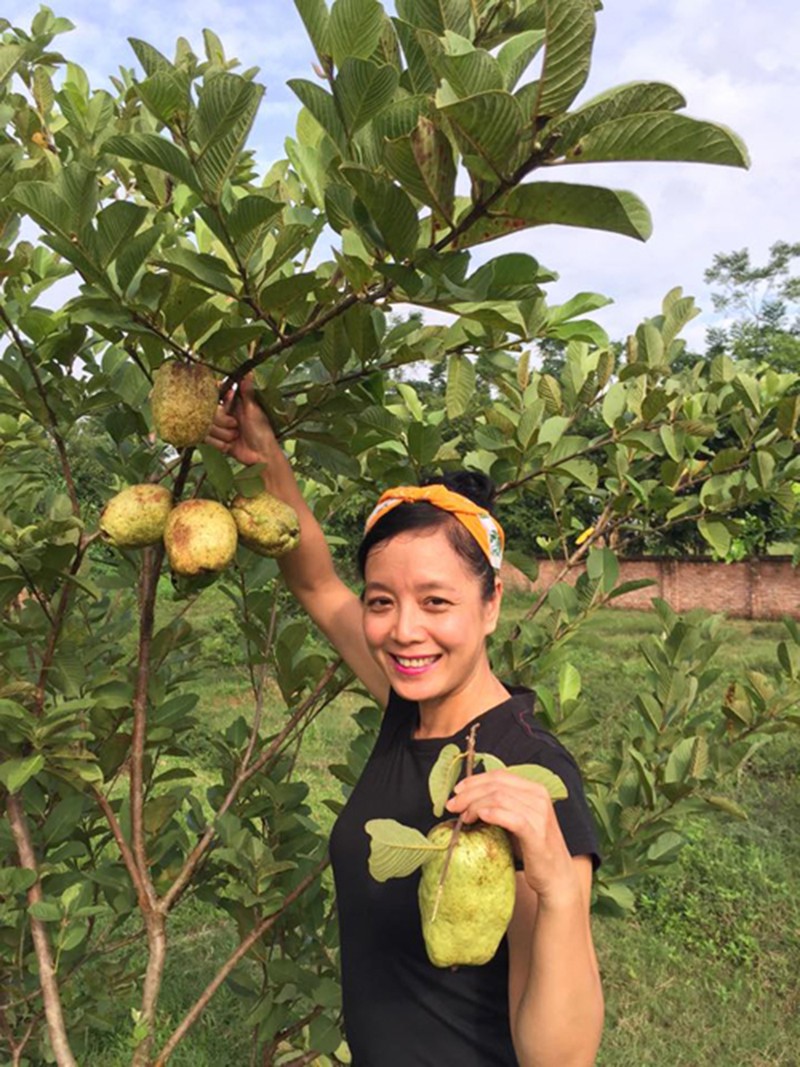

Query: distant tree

[704,240,800,372]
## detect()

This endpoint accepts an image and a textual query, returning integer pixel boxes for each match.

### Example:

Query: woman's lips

[389,653,441,676]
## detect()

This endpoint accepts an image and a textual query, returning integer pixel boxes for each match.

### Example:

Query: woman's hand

[445,770,580,905]
[205,375,277,468]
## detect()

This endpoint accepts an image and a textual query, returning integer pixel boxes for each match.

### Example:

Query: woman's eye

[366,597,392,610]
[425,597,450,608]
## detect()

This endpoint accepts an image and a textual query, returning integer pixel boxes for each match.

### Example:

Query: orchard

[1,1,798,1064]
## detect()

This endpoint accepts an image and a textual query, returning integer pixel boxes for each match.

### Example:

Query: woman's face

[361,526,502,708]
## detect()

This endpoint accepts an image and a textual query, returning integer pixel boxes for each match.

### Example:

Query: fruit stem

[431,724,480,922]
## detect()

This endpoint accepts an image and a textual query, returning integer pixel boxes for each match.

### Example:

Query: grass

[81,587,799,1066]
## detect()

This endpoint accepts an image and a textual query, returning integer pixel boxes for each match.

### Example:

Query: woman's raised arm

[206,377,389,704]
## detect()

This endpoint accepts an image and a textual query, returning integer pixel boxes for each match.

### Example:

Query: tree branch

[6,795,77,1067]
[153,856,329,1066]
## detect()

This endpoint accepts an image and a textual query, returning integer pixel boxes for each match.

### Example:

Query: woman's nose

[392,604,424,644]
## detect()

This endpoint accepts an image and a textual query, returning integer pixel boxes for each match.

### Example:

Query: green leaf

[384,117,457,224]
[505,764,568,800]
[445,354,476,419]
[198,445,235,497]
[697,518,731,557]
[365,818,446,881]
[95,202,148,268]
[0,755,44,793]
[664,737,698,785]
[336,58,399,135]
[393,18,438,95]
[128,37,175,76]
[329,0,385,67]
[566,112,750,168]
[558,662,581,704]
[646,831,684,864]
[437,43,505,98]
[156,247,237,295]
[453,181,652,248]
[0,44,24,85]
[395,0,470,36]
[407,422,441,465]
[601,381,626,426]
[288,79,347,150]
[439,91,525,179]
[192,74,264,196]
[104,133,199,191]
[115,226,164,295]
[340,164,420,259]
[136,69,191,124]
[549,81,686,154]
[428,743,464,816]
[705,795,748,820]
[535,0,596,117]
[29,900,62,922]
[497,30,546,92]
[10,184,74,243]
[294,0,331,59]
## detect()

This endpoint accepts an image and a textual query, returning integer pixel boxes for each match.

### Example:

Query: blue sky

[7,0,800,347]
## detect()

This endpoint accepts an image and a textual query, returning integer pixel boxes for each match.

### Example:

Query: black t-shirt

[329,685,600,1067]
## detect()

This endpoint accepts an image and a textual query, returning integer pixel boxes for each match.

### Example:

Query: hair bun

[423,471,497,513]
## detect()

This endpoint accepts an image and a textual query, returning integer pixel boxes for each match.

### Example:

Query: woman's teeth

[395,655,438,667]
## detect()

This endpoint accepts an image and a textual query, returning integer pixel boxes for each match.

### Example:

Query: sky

[6,0,800,349]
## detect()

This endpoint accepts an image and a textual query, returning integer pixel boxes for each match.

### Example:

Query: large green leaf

[384,118,457,225]
[227,195,283,261]
[536,0,596,118]
[288,79,347,150]
[505,763,569,800]
[95,202,148,268]
[104,133,199,192]
[395,0,471,36]
[451,181,652,248]
[335,58,399,135]
[466,252,543,301]
[428,743,464,816]
[439,91,526,178]
[128,37,175,76]
[0,44,23,85]
[191,73,264,196]
[10,183,74,243]
[565,112,750,167]
[136,69,191,125]
[329,0,385,67]
[294,0,331,60]
[445,353,476,418]
[497,30,546,91]
[547,81,687,154]
[393,18,438,94]
[365,819,446,881]
[340,164,420,259]
[115,226,164,295]
[155,247,238,295]
[437,43,505,98]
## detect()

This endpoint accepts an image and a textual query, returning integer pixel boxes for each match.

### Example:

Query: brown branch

[507,503,617,640]
[160,658,342,913]
[432,724,480,922]
[93,789,152,912]
[153,856,330,1066]
[6,795,77,1067]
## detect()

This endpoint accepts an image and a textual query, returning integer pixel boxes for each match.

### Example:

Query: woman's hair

[356,471,499,601]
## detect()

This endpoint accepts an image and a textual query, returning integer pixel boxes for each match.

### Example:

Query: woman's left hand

[445,770,580,904]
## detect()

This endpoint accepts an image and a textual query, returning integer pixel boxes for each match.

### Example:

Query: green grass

[85,593,799,1066]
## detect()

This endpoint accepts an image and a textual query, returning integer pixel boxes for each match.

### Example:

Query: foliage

[0,2,797,1065]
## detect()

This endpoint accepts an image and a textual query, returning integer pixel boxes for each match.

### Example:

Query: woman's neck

[413,662,511,740]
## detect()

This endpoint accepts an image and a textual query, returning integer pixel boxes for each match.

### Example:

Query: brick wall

[501,557,800,620]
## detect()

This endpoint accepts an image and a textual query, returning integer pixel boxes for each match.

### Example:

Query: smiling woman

[207,378,604,1067]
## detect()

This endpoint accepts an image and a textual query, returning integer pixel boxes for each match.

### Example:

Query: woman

[208,379,604,1067]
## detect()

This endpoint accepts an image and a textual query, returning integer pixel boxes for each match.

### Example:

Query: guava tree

[1,1,799,1064]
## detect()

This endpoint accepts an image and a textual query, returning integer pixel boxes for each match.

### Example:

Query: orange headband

[364,485,505,571]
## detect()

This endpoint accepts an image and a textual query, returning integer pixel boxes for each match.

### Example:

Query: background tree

[1,3,799,1065]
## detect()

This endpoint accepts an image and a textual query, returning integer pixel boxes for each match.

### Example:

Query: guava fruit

[163,499,238,576]
[230,491,300,558]
[99,484,173,548]
[418,820,516,968]
[151,360,219,448]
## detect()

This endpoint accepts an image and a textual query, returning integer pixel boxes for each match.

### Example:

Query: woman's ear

[484,577,504,635]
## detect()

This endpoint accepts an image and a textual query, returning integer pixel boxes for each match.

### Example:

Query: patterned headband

[363,484,505,571]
